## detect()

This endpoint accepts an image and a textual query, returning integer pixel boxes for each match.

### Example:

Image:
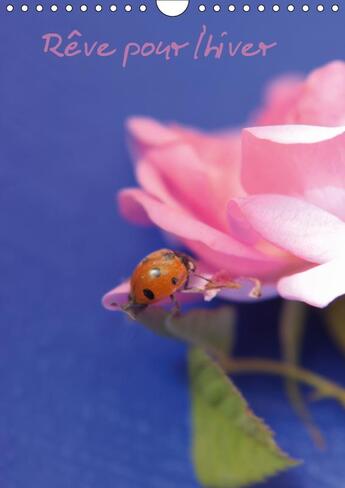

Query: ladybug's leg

[192,273,214,283]
[183,280,240,294]
[193,273,240,290]
[170,294,181,316]
[183,277,210,293]
[183,276,190,289]
[182,286,206,293]
[181,277,204,293]
[185,273,219,291]
[183,274,223,293]
[182,273,261,299]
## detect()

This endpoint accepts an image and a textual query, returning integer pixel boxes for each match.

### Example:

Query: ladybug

[122,249,196,318]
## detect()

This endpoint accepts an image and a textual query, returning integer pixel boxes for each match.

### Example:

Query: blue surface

[1,3,345,487]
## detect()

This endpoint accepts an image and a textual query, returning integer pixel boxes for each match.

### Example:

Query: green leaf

[189,348,299,488]
[135,307,174,338]
[167,306,236,355]
[137,306,236,355]
[325,297,345,356]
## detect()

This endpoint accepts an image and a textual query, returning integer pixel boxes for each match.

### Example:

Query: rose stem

[217,355,345,408]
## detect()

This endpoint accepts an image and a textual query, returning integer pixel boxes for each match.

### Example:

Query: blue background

[1,2,345,487]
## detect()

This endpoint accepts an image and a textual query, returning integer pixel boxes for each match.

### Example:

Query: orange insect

[122,249,197,318]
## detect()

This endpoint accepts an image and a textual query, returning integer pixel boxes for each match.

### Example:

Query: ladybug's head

[175,252,196,273]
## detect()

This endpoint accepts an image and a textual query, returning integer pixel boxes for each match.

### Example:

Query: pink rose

[103,61,345,310]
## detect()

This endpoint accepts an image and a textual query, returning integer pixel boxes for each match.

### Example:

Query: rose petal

[135,144,217,226]
[253,75,303,126]
[172,124,243,189]
[171,126,245,227]
[304,186,345,221]
[245,124,345,144]
[228,194,345,264]
[287,61,345,126]
[127,116,180,148]
[241,126,345,216]
[128,117,243,230]
[278,258,345,308]
[119,188,275,262]
[184,239,302,283]
[116,189,152,226]
[102,280,131,311]
[136,161,179,209]
[254,61,345,126]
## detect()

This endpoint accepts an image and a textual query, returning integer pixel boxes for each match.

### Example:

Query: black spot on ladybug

[149,267,161,278]
[171,277,179,285]
[143,288,155,300]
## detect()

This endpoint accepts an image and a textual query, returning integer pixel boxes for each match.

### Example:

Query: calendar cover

[2,1,345,487]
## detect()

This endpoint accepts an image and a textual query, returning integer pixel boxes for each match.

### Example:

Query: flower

[103,61,345,310]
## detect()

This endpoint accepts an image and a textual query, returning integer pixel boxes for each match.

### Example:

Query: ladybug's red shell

[129,249,194,305]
